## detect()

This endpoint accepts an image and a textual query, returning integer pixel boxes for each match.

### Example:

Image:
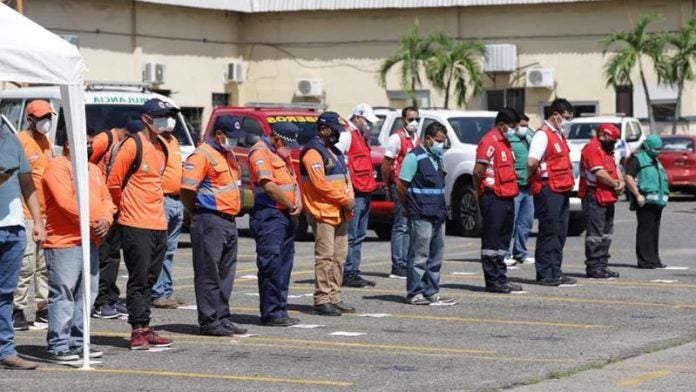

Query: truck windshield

[85,104,192,146]
[449,117,496,145]
[567,122,621,140]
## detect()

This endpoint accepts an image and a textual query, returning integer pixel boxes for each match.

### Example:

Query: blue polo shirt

[0,128,31,228]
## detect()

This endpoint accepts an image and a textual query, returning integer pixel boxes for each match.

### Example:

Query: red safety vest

[347,127,377,193]
[531,125,574,195]
[579,138,619,206]
[479,130,519,198]
[392,128,420,183]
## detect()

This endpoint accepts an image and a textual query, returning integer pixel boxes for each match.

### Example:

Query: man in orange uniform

[14,100,52,331]
[301,112,356,316]
[151,117,185,309]
[42,138,114,361]
[108,99,173,350]
[181,117,247,337]
[579,123,624,279]
[89,125,127,174]
[249,122,302,327]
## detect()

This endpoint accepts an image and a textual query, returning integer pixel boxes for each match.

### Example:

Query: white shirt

[335,124,353,157]
[385,129,418,159]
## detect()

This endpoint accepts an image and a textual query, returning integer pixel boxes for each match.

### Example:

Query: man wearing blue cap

[249,123,302,327]
[181,116,247,336]
[301,112,356,316]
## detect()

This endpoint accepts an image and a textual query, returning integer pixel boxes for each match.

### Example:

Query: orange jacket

[107,132,167,230]
[249,139,298,210]
[17,130,51,218]
[300,145,353,225]
[90,128,124,175]
[161,134,182,195]
[181,141,241,216]
[43,156,114,248]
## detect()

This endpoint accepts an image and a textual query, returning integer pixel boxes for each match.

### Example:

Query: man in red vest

[579,123,624,279]
[382,106,420,279]
[527,98,577,287]
[474,108,524,293]
[335,104,380,288]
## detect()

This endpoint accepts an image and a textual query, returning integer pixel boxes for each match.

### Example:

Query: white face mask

[36,118,51,134]
[152,116,174,134]
[560,119,570,132]
[506,126,515,135]
[223,136,238,149]
[406,120,419,133]
[517,126,528,136]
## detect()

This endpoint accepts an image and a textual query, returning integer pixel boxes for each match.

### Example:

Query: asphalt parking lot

[4,196,696,392]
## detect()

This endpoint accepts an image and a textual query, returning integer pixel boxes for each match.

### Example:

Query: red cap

[598,123,620,141]
[26,100,54,118]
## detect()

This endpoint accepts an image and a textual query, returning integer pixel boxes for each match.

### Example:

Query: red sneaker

[145,328,173,348]
[130,328,150,350]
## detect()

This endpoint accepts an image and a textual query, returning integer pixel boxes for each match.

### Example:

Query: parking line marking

[446,274,696,291]
[618,364,696,372]
[619,370,672,387]
[38,367,353,387]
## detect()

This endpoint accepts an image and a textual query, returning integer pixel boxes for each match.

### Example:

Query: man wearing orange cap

[579,123,624,279]
[14,100,53,331]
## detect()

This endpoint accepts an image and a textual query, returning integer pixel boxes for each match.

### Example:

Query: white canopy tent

[0,3,93,368]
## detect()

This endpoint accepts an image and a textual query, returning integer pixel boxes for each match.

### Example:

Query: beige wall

[6,0,696,131]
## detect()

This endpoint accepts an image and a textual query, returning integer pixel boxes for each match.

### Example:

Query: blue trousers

[152,196,184,301]
[406,218,445,298]
[534,186,570,281]
[0,226,25,361]
[506,185,534,260]
[390,185,409,270]
[344,193,371,278]
[480,191,514,286]
[250,207,295,322]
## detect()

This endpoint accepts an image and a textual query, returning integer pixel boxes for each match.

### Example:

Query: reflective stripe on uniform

[182,178,199,187]
[198,182,238,195]
[254,184,296,194]
[585,236,603,243]
[256,169,273,177]
[408,188,445,195]
[415,153,429,161]
[197,147,218,166]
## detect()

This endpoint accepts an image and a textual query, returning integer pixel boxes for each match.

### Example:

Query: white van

[0,81,195,158]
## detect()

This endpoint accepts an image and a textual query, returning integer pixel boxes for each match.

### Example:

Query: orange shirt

[90,128,124,175]
[107,132,167,230]
[181,142,241,216]
[161,133,182,195]
[17,130,51,218]
[300,149,353,225]
[249,139,297,210]
[42,156,115,248]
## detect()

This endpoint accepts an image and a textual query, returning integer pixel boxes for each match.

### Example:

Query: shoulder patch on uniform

[255,159,265,166]
[311,162,322,171]
[184,162,195,171]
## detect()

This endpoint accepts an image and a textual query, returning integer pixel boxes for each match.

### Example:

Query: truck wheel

[567,212,586,237]
[294,214,311,241]
[374,224,392,241]
[452,184,482,237]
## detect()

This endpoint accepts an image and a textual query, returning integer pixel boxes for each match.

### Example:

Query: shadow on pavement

[362,295,405,303]
[439,283,487,292]
[286,304,317,314]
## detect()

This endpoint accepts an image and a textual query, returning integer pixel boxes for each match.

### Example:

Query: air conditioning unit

[143,63,166,84]
[295,79,323,97]
[485,44,517,73]
[526,68,555,88]
[227,62,246,83]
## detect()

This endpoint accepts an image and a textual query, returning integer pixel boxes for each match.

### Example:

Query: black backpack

[106,133,169,191]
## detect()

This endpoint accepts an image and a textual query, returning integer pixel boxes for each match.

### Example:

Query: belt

[164,193,180,200]
[194,208,236,222]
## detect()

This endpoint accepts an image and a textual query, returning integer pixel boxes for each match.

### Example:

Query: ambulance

[0,81,195,158]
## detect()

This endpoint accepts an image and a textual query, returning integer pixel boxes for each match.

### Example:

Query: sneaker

[560,276,578,286]
[519,257,535,265]
[48,351,80,362]
[221,319,248,334]
[407,294,430,305]
[92,304,121,319]
[0,355,38,370]
[537,278,561,287]
[130,328,150,350]
[332,301,356,313]
[114,299,128,314]
[426,294,456,304]
[35,308,48,324]
[152,298,179,309]
[503,257,517,267]
[71,348,103,359]
[145,328,173,348]
[389,266,407,279]
[200,323,235,336]
[12,309,29,331]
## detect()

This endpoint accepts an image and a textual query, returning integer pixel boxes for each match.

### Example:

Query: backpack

[106,133,169,191]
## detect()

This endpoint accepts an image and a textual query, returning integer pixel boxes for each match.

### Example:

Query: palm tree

[425,32,486,109]
[601,13,665,133]
[378,20,432,106]
[658,15,696,134]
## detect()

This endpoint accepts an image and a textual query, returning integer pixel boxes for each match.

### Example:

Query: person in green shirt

[503,113,536,266]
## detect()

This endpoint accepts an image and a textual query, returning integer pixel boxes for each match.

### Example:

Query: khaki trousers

[13,219,48,311]
[310,217,348,306]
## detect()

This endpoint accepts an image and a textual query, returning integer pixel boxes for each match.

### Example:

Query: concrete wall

[6,0,696,131]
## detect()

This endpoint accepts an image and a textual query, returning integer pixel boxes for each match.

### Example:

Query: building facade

[3,0,695,133]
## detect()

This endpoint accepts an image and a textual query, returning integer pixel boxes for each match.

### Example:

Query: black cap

[142,98,179,117]
[271,122,300,148]
[317,111,345,133]
[214,116,245,138]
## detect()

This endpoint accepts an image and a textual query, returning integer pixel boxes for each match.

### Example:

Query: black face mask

[328,128,340,144]
[601,139,615,153]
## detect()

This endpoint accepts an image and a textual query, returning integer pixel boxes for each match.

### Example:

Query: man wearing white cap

[335,104,380,288]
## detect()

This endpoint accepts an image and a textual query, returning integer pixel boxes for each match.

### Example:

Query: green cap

[644,134,663,150]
